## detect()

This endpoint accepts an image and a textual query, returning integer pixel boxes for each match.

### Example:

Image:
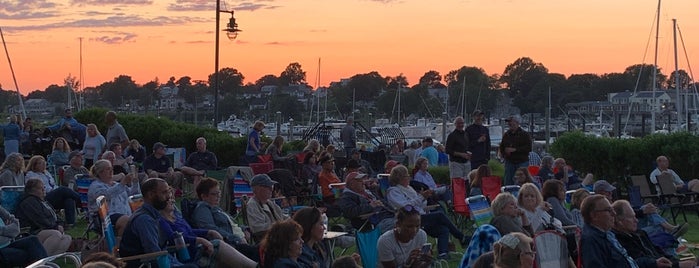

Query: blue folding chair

[0,186,24,214]
[466,195,493,228]
[501,185,520,198]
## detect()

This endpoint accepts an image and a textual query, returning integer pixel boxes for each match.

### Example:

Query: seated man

[180,137,218,189]
[611,200,696,268]
[336,171,395,232]
[580,194,639,268]
[594,180,687,239]
[63,150,90,189]
[119,178,196,268]
[246,174,288,242]
[553,158,582,190]
[650,155,699,193]
[350,149,375,177]
[143,142,184,193]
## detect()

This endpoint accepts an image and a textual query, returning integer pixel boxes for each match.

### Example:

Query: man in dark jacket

[445,116,471,179]
[499,115,531,185]
[465,110,490,170]
[336,172,395,232]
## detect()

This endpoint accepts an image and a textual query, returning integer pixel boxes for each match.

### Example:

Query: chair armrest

[119,250,169,262]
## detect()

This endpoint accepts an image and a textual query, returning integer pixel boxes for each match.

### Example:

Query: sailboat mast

[651,0,661,132]
[673,19,682,131]
[0,26,26,119]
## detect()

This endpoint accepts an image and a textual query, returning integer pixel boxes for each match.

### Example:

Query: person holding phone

[377,206,428,268]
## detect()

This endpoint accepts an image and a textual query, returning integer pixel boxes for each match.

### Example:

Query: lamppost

[213,3,241,127]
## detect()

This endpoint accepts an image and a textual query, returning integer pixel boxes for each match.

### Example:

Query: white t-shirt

[377,229,427,268]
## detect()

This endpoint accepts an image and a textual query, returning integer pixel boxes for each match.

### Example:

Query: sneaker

[671,222,689,238]
[438,253,450,260]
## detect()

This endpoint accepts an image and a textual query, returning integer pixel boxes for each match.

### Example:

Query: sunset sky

[1,0,698,95]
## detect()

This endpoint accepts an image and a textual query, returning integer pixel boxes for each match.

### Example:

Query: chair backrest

[230,170,254,215]
[501,185,520,198]
[129,194,144,212]
[459,224,501,268]
[0,186,24,214]
[627,185,643,208]
[257,154,272,163]
[528,166,540,176]
[249,161,273,175]
[533,230,569,268]
[377,174,390,198]
[96,195,117,254]
[76,175,94,210]
[452,178,469,216]
[631,175,656,196]
[481,176,502,202]
[329,183,347,199]
[356,227,381,268]
[466,195,493,227]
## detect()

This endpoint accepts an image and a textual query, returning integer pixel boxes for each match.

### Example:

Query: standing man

[465,110,490,170]
[499,115,531,186]
[105,111,130,152]
[341,116,356,158]
[419,137,438,166]
[445,116,471,179]
[580,195,640,268]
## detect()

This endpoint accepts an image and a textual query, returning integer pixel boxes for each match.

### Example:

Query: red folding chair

[451,177,471,230]
[481,176,502,202]
[249,161,273,175]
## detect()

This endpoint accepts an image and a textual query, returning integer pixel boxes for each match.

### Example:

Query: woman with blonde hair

[25,155,82,227]
[470,164,492,196]
[0,152,25,186]
[490,192,533,237]
[493,232,535,268]
[518,183,562,232]
[49,137,72,166]
[83,123,106,169]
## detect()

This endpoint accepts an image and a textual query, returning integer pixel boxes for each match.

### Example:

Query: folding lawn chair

[0,186,24,214]
[481,176,502,202]
[501,185,520,198]
[466,195,493,227]
[355,220,381,268]
[533,230,569,268]
[451,177,471,230]
[657,173,699,224]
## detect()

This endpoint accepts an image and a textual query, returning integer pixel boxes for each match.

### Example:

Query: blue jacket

[581,224,632,268]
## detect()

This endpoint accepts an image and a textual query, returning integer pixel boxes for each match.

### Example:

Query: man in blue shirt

[120,178,197,268]
[419,137,439,166]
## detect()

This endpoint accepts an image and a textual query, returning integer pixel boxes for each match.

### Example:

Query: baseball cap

[593,180,616,192]
[153,142,167,151]
[250,174,278,187]
[68,150,84,160]
[345,171,367,181]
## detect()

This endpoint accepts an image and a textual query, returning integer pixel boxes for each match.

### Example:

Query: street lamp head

[225,13,241,40]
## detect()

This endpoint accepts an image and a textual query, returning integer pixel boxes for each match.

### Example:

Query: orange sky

[1,0,698,95]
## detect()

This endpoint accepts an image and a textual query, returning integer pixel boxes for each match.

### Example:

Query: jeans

[421,211,465,254]
[45,186,81,224]
[504,161,529,186]
[0,236,48,267]
[639,212,668,236]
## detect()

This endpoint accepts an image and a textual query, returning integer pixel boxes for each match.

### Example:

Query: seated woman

[470,164,492,196]
[15,179,73,255]
[265,136,295,170]
[386,165,469,259]
[301,153,321,194]
[24,155,82,227]
[48,137,71,167]
[292,207,331,268]
[490,192,533,237]
[192,178,247,245]
[569,188,590,227]
[492,232,535,268]
[302,139,321,155]
[541,180,577,227]
[124,139,146,168]
[514,167,540,189]
[0,152,24,187]
[158,190,257,268]
[412,157,451,203]
[377,205,429,268]
[87,159,140,236]
[261,220,305,268]
[517,183,562,233]
[0,205,47,267]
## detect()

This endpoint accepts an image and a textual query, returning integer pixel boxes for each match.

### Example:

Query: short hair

[142,178,166,196]
[541,179,564,200]
[196,137,206,144]
[571,188,590,210]
[491,192,517,216]
[415,157,428,168]
[90,160,112,178]
[253,121,265,130]
[396,204,421,223]
[541,156,554,167]
[196,178,220,200]
[292,207,322,242]
[109,143,122,151]
[25,178,43,193]
[388,165,409,186]
[612,199,632,221]
[493,232,532,268]
[101,151,116,160]
[581,194,606,224]
[517,183,543,207]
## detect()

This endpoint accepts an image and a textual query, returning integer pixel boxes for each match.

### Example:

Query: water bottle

[174,232,190,262]
[322,213,329,234]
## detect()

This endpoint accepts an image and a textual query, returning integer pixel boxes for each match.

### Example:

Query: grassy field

[52,201,699,268]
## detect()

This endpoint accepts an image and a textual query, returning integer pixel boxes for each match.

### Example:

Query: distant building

[158,86,186,111]
[9,98,53,115]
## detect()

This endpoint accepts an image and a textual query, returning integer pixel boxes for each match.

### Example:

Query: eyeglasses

[595,207,614,214]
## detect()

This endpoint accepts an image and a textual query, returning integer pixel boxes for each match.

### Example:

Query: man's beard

[153,199,168,210]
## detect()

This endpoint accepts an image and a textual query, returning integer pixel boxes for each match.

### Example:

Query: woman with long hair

[0,152,25,186]
[25,155,82,227]
[517,183,561,232]
[261,220,305,268]
[541,180,576,226]
[292,207,331,268]
[83,123,106,169]
[470,164,492,196]
[49,137,72,166]
[514,167,539,188]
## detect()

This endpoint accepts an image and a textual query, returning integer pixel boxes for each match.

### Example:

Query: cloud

[70,0,153,5]
[234,2,281,11]
[83,11,113,16]
[168,0,280,12]
[90,31,137,44]
[3,15,207,32]
[0,0,60,19]
[310,29,328,33]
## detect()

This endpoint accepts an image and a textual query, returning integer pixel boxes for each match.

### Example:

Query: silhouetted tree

[418,70,444,88]
[279,62,306,86]
[208,68,245,96]
[667,69,691,89]
[623,64,667,90]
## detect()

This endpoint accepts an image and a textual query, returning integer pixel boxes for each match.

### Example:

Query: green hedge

[550,131,699,188]
[75,108,249,166]
[429,160,504,185]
